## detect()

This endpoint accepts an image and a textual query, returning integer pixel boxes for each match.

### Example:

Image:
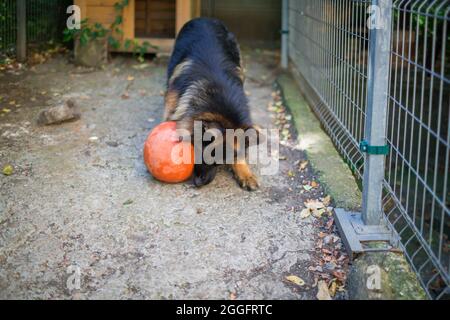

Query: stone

[37,99,80,125]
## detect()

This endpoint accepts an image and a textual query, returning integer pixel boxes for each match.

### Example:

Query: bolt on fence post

[362,0,393,225]
[16,0,27,62]
[281,0,289,69]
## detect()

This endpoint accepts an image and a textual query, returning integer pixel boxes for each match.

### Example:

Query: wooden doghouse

[74,0,201,52]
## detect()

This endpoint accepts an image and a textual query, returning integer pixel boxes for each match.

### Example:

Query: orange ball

[143,121,194,183]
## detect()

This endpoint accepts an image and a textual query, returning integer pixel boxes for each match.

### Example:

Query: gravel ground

[0,51,344,299]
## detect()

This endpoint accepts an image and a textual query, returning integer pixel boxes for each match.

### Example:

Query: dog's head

[188,117,264,187]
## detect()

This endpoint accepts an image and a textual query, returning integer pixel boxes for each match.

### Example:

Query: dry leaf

[311,181,319,188]
[300,208,311,219]
[322,195,332,207]
[304,199,325,210]
[312,208,326,218]
[127,76,135,81]
[317,280,332,300]
[329,281,337,297]
[299,160,309,171]
[286,275,305,286]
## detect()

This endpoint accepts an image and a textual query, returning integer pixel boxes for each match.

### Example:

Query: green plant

[63,0,157,61]
[63,19,108,46]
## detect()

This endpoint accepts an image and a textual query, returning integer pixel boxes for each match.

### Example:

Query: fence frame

[334,0,396,257]
[284,0,449,299]
[16,0,26,61]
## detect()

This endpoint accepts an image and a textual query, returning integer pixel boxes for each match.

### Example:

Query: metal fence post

[281,0,289,69]
[16,0,26,62]
[362,0,392,225]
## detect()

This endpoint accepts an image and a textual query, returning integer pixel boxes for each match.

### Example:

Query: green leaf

[124,39,132,50]
[2,165,13,176]
[114,16,123,25]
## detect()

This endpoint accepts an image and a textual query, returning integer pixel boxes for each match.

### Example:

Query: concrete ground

[0,51,344,299]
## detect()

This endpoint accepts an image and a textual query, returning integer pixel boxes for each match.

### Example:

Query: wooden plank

[75,0,87,20]
[110,38,174,53]
[86,6,116,26]
[176,0,190,33]
[86,0,117,6]
[123,0,135,40]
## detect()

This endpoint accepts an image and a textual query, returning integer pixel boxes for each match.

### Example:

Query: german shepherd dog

[164,18,261,191]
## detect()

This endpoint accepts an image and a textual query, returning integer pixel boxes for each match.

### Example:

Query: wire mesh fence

[288,0,449,299]
[0,0,70,60]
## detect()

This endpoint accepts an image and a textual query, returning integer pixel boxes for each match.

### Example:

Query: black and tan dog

[164,18,261,191]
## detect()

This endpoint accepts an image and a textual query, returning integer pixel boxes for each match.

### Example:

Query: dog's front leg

[232,162,259,191]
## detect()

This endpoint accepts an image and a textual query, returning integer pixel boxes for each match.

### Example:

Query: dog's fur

[165,18,260,190]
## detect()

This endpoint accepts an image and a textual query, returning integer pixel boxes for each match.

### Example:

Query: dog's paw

[238,174,259,191]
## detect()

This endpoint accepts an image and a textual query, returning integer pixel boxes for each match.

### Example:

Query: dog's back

[165,18,249,130]
[167,18,242,85]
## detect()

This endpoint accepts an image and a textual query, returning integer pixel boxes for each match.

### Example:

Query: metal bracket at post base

[334,208,398,260]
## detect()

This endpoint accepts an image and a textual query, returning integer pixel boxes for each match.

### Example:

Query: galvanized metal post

[362,0,392,225]
[281,0,289,69]
[16,0,27,62]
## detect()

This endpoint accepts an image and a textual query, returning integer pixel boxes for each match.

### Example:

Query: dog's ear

[244,125,265,148]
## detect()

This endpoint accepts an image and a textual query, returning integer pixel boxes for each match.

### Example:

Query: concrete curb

[276,73,361,211]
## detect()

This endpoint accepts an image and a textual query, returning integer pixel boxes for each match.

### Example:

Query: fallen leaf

[304,199,325,210]
[303,185,313,191]
[299,160,309,171]
[2,165,13,176]
[2,108,11,113]
[123,199,133,206]
[132,63,151,70]
[312,208,326,218]
[326,218,335,230]
[322,195,332,206]
[316,280,332,300]
[300,208,311,219]
[9,100,16,105]
[332,271,346,282]
[287,170,295,177]
[286,275,305,286]
[121,92,130,99]
[329,281,337,297]
[127,76,135,81]
[311,181,319,188]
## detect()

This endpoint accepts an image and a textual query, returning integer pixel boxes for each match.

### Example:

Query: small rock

[106,141,119,148]
[37,99,80,125]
